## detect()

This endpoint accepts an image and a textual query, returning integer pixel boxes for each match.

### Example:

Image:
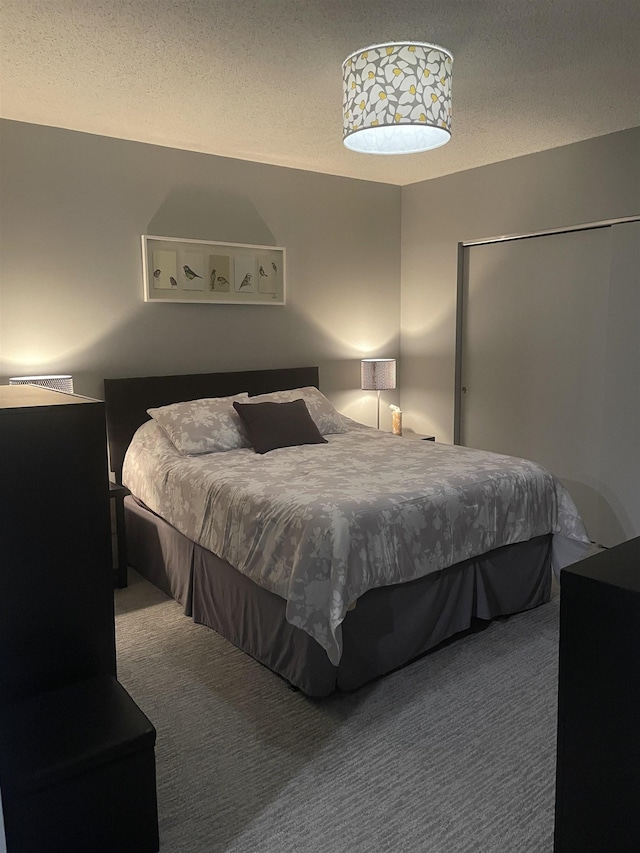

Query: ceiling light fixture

[342,41,453,155]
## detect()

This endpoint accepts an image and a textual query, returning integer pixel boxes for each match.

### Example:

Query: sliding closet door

[598,221,640,544]
[458,224,638,547]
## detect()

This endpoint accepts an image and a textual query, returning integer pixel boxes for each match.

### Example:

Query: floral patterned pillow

[147,393,250,455]
[246,386,346,435]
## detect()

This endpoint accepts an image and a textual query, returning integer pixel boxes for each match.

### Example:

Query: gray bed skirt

[125,495,552,697]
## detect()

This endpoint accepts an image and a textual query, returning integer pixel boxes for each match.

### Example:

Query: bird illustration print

[209,269,217,291]
[153,269,161,279]
[183,265,202,280]
[216,275,230,288]
[272,262,278,274]
[169,276,178,288]
[259,265,269,278]
[239,273,253,290]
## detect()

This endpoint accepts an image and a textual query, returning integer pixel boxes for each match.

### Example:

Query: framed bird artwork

[142,235,285,305]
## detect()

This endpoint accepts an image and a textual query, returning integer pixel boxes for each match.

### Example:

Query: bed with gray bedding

[105,366,590,696]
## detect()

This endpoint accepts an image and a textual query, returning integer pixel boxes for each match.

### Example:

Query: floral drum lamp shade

[342,42,453,155]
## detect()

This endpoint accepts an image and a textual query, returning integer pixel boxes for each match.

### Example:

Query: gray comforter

[123,418,589,664]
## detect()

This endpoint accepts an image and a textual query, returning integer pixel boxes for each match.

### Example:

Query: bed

[104,366,590,697]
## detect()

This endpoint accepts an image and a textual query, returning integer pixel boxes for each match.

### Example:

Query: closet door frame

[453,215,640,446]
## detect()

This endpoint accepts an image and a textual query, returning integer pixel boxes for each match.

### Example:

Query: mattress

[123,417,589,664]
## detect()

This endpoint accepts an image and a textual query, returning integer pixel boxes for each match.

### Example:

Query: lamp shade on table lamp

[361,358,396,429]
[9,375,74,394]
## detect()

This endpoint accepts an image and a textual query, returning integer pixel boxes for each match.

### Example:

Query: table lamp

[361,358,396,429]
[9,374,74,393]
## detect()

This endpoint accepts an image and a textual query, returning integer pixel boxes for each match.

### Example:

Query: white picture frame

[142,235,286,305]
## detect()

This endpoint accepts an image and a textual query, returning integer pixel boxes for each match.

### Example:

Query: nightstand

[395,431,435,441]
[109,482,130,588]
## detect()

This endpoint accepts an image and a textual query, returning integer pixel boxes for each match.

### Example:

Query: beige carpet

[115,571,562,852]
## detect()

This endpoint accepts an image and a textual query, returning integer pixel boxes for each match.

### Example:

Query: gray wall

[2,121,638,445]
[0,120,401,427]
[400,127,640,442]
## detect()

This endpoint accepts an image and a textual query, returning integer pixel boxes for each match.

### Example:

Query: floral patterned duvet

[123,417,589,664]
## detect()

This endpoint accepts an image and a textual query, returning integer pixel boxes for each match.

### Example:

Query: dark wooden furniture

[0,385,116,701]
[110,481,130,588]
[554,536,640,853]
[0,677,158,853]
[0,385,159,852]
[104,365,320,483]
[395,432,435,441]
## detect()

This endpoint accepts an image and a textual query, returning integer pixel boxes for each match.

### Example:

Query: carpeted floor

[115,572,562,852]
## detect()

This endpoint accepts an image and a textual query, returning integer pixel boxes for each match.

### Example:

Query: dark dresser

[0,385,159,852]
[554,536,640,852]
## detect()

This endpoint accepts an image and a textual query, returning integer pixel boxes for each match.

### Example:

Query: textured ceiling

[1,0,639,186]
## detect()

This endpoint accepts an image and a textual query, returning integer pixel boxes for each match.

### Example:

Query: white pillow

[246,386,346,435]
[147,393,250,455]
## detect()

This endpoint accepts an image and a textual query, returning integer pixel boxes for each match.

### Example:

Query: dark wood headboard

[103,366,320,482]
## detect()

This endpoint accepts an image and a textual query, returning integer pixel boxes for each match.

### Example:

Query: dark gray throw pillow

[233,398,328,454]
